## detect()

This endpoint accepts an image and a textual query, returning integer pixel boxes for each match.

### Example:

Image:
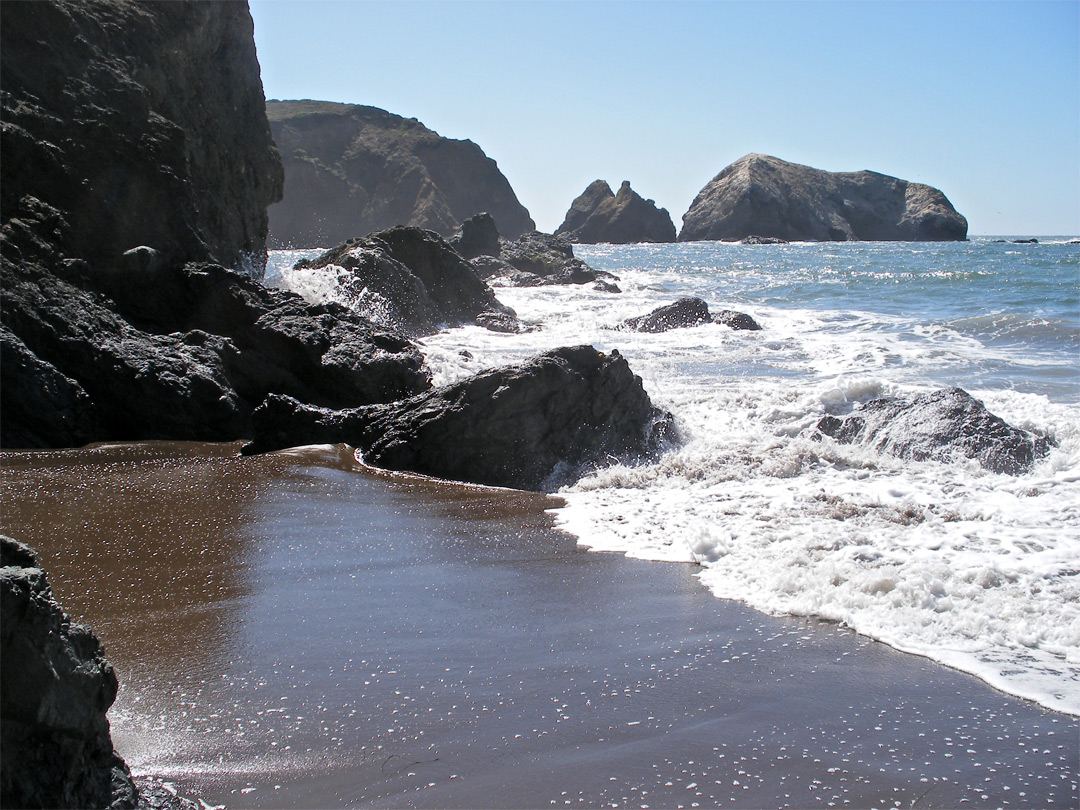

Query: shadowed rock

[293,226,518,336]
[815,387,1053,474]
[556,180,676,244]
[449,212,502,260]
[622,297,761,333]
[266,100,534,246]
[680,154,968,243]
[243,346,676,491]
[1,536,136,809]
[495,231,620,290]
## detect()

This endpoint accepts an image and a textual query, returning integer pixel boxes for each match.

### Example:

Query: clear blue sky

[250,0,1080,236]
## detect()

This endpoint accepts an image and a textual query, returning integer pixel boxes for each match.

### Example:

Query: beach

[2,441,1074,808]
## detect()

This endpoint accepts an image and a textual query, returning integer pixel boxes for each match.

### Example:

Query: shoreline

[1,441,1076,808]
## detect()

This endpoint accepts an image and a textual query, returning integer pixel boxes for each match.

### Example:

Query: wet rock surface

[815,387,1053,474]
[622,297,762,333]
[556,180,676,244]
[294,226,518,336]
[266,100,534,247]
[680,154,968,243]
[493,231,621,290]
[244,346,676,492]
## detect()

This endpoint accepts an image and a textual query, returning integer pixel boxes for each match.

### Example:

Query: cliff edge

[679,154,967,242]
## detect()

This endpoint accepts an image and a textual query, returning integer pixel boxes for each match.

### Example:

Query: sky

[250,0,1080,236]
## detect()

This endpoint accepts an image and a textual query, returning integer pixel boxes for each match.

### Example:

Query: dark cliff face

[266,100,535,247]
[0,0,284,272]
[556,180,676,244]
[679,154,968,243]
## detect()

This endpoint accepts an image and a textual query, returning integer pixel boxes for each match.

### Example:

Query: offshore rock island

[556,180,676,244]
[679,153,968,242]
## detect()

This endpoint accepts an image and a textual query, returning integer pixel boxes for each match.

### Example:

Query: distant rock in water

[294,226,518,336]
[679,154,968,243]
[815,388,1053,474]
[1,535,138,809]
[266,100,535,247]
[244,346,676,492]
[556,180,676,244]
[622,298,761,333]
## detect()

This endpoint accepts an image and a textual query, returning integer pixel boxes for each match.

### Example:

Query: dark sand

[1,443,1075,809]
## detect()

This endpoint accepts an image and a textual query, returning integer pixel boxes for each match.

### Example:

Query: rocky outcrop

[1,536,137,809]
[293,226,518,336]
[622,298,762,333]
[489,231,620,290]
[1,0,283,275]
[244,346,676,491]
[1,202,429,448]
[556,180,676,244]
[815,388,1053,474]
[266,100,534,247]
[0,1,434,450]
[449,213,502,260]
[679,154,968,243]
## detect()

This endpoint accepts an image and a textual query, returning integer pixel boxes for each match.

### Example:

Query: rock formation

[244,346,676,491]
[0,1,433,450]
[1,536,137,809]
[293,226,518,336]
[622,298,762,333]
[486,231,621,290]
[449,213,502,260]
[266,100,535,247]
[1,0,283,275]
[556,180,676,244]
[679,154,968,243]
[815,388,1053,474]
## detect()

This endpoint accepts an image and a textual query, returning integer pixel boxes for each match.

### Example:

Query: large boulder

[0,0,282,275]
[621,298,761,333]
[293,226,518,336]
[556,180,676,244]
[679,154,968,243]
[1,536,137,809]
[243,346,676,492]
[815,387,1053,474]
[266,100,535,247]
[449,212,502,260]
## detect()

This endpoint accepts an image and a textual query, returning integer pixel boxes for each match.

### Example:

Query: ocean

[268,236,1080,718]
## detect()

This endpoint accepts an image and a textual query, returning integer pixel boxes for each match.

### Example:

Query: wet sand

[1,443,1075,809]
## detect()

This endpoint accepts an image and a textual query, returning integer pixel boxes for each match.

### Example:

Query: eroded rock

[622,298,761,333]
[556,180,676,244]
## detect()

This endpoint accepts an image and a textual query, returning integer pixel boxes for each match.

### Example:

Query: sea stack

[266,100,535,247]
[556,180,676,244]
[679,154,968,242]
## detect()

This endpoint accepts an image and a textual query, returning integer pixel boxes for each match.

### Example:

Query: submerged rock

[266,100,534,247]
[622,297,762,333]
[1,536,136,809]
[679,154,968,243]
[555,180,676,244]
[294,226,518,336]
[815,387,1053,474]
[244,346,676,492]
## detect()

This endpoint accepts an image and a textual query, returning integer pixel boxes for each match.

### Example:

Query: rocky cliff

[679,154,968,242]
[0,1,434,450]
[556,180,676,244]
[1,0,283,273]
[266,100,535,247]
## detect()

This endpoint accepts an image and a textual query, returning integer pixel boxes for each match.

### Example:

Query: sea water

[267,237,1080,717]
